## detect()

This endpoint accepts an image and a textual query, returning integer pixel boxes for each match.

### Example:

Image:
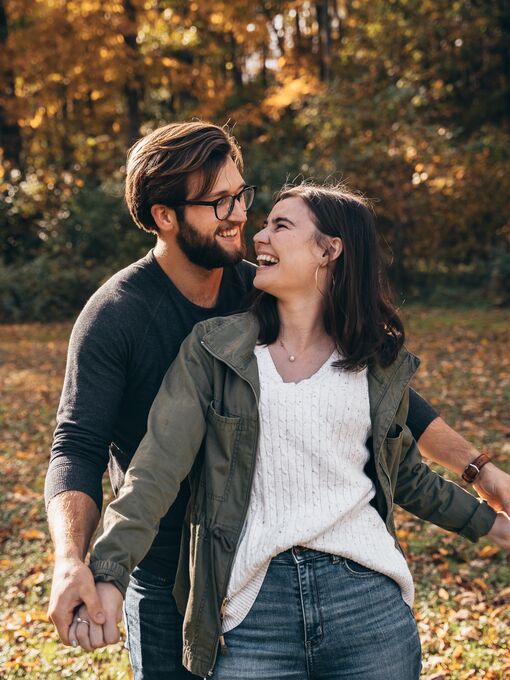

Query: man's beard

[176,217,246,269]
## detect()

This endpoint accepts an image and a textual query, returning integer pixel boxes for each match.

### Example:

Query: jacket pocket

[200,402,242,501]
[381,424,404,489]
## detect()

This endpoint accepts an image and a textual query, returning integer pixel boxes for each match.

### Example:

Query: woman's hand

[485,512,510,552]
[68,581,124,651]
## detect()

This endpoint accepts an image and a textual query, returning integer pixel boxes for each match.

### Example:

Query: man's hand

[486,512,510,552]
[68,582,124,651]
[474,462,510,515]
[47,557,105,646]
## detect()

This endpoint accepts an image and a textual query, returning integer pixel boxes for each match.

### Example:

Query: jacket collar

[201,311,420,444]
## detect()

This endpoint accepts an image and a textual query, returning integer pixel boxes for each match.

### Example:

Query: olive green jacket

[90,311,496,678]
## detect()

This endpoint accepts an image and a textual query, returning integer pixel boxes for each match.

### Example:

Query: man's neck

[153,240,224,308]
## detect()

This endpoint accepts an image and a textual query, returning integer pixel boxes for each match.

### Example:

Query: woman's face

[253,196,329,298]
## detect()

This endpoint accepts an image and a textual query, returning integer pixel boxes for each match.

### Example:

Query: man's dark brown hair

[125,121,243,233]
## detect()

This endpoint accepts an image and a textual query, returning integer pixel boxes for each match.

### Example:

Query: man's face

[176,157,248,269]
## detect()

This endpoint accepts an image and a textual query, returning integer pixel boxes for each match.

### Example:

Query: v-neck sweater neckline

[254,343,338,386]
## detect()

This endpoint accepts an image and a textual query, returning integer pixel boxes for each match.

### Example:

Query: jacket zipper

[200,340,260,676]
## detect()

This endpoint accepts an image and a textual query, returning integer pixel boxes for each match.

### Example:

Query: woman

[76,183,509,679]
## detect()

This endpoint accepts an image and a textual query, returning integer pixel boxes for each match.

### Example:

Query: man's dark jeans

[124,566,197,679]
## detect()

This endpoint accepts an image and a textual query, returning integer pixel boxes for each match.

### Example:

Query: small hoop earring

[315,264,328,296]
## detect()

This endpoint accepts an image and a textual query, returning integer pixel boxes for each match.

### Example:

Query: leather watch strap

[461,452,491,484]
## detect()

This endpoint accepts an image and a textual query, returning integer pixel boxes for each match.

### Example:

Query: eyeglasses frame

[169,185,257,221]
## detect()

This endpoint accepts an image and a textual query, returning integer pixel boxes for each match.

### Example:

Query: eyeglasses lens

[216,187,255,220]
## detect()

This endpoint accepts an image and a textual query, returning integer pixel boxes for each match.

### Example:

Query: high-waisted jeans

[212,547,421,680]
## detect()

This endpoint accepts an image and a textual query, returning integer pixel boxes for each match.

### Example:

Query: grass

[0,306,509,678]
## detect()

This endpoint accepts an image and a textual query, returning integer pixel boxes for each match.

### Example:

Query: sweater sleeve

[89,324,213,594]
[406,388,439,441]
[44,297,129,512]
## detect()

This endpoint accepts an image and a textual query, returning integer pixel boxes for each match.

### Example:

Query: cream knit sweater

[222,344,414,633]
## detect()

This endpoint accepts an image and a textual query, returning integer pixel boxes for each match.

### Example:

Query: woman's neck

[276,298,331,354]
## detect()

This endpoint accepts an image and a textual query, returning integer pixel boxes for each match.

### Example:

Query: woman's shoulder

[190,311,257,342]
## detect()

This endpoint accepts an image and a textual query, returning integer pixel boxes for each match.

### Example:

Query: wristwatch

[461,452,491,484]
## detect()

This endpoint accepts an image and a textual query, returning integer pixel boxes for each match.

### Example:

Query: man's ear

[151,204,178,234]
[324,237,343,263]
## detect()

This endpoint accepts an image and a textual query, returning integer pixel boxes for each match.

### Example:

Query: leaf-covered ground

[0,307,509,679]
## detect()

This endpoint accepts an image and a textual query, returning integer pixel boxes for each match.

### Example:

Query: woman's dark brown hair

[251,183,405,370]
[125,121,243,233]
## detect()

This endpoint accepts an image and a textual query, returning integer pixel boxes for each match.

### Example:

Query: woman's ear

[324,237,343,263]
[151,204,178,234]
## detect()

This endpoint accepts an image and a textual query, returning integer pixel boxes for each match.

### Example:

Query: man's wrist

[54,550,86,562]
[461,452,492,484]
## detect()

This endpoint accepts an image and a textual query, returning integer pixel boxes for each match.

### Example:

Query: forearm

[394,423,496,541]
[417,416,479,474]
[48,490,100,560]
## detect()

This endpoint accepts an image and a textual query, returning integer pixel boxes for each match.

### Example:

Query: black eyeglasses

[172,185,256,221]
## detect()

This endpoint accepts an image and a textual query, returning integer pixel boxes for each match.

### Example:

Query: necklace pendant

[289,355,296,362]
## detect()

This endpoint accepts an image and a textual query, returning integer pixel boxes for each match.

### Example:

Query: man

[45,121,510,679]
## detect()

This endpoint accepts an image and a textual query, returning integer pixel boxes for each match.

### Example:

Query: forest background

[1,0,510,320]
[1,2,510,679]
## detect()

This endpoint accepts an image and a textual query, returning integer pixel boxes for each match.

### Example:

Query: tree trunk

[229,33,244,91]
[0,0,22,168]
[261,40,268,88]
[294,8,302,54]
[496,0,510,130]
[122,0,142,145]
[315,0,332,83]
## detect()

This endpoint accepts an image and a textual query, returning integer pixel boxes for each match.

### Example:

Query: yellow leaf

[14,451,33,460]
[473,577,488,590]
[25,609,49,622]
[438,587,449,601]
[478,545,499,558]
[22,571,45,589]
[452,645,464,659]
[20,529,45,541]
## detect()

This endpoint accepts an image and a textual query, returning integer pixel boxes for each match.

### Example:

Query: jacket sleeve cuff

[458,500,497,542]
[90,559,130,597]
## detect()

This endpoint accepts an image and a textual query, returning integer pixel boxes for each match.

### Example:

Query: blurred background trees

[1,0,509,320]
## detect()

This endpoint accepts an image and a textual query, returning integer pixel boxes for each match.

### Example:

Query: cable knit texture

[222,344,414,633]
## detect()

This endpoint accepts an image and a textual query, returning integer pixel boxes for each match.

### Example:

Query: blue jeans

[212,547,421,680]
[124,566,198,679]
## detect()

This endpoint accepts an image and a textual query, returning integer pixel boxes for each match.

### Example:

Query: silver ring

[76,616,90,626]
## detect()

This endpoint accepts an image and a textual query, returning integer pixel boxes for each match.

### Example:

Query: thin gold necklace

[279,338,297,362]
[279,337,336,363]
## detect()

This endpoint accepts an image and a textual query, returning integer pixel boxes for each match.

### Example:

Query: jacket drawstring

[208,524,234,657]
